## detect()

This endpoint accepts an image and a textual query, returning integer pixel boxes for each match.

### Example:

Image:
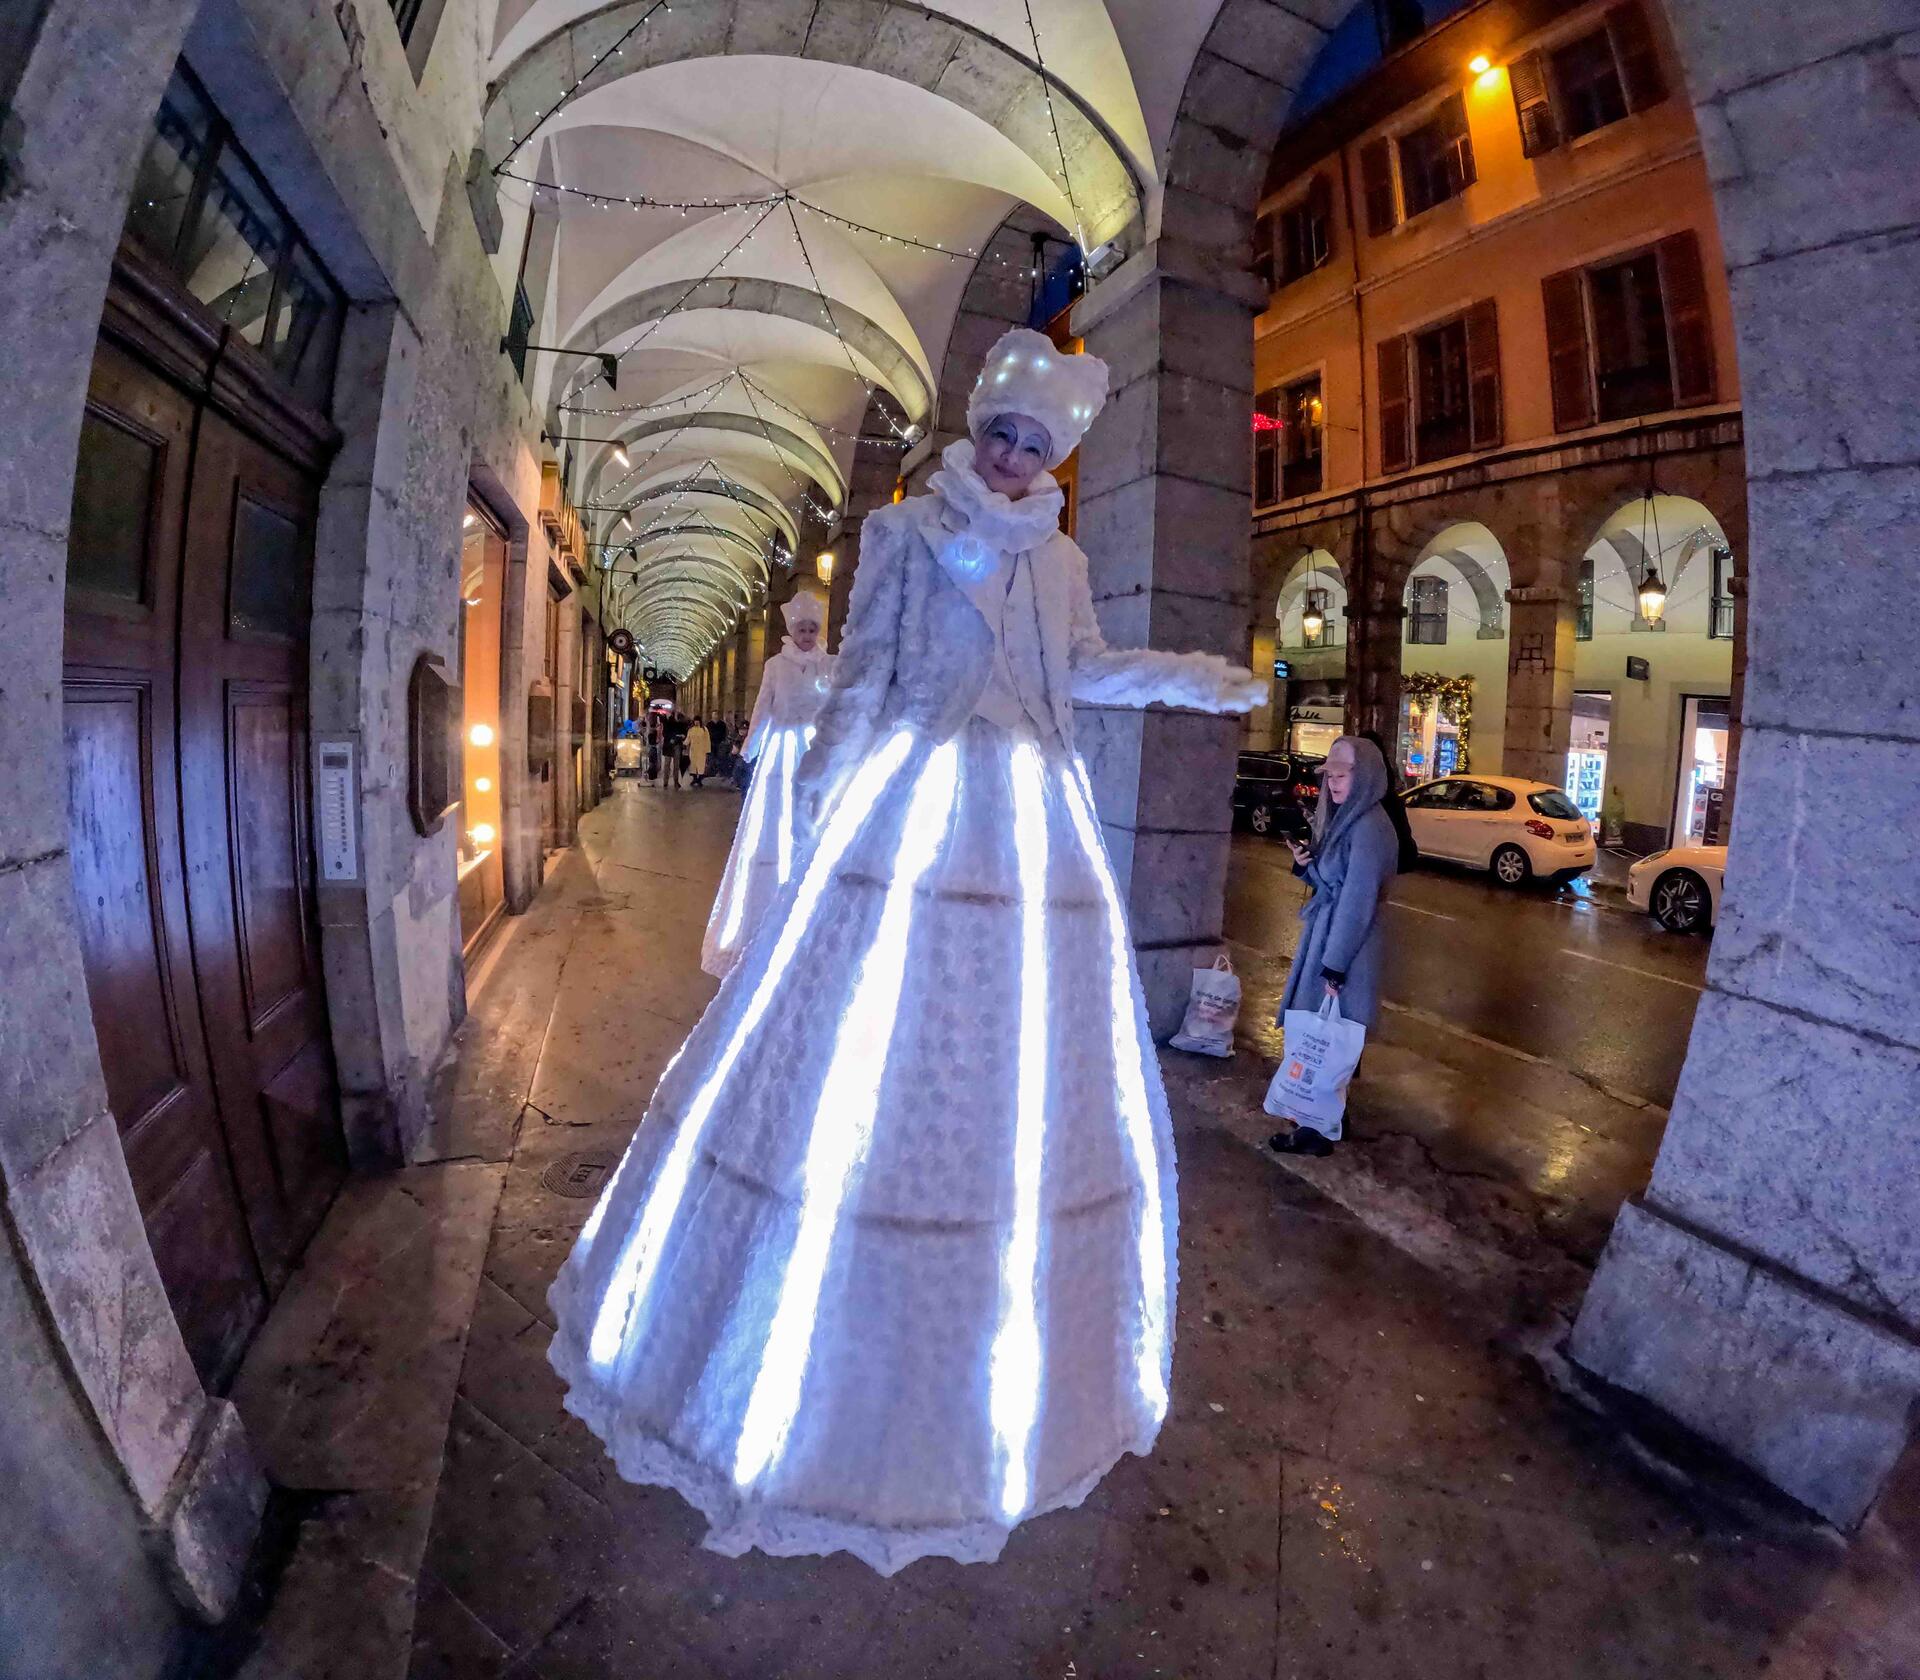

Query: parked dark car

[1232,750,1323,839]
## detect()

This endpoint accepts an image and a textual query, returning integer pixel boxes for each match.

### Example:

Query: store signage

[1272,657,1292,679]
[643,664,659,681]
[1625,656,1650,681]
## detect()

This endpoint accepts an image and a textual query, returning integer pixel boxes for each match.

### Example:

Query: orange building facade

[1248,0,1746,852]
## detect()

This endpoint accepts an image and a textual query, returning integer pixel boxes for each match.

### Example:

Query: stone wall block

[863,8,962,86]
[1144,588,1249,663]
[1706,40,1920,272]
[1731,236,1920,477]
[1131,707,1242,835]
[727,0,811,57]
[1709,729,1920,1053]
[1648,987,1920,1320]
[0,531,72,863]
[1076,476,1159,597]
[1166,112,1271,211]
[1156,278,1260,393]
[1571,1198,1920,1530]
[1076,374,1159,504]
[161,1398,267,1622]
[0,854,112,1182]
[1200,0,1328,84]
[1122,829,1233,947]
[1662,0,1917,106]
[1074,705,1146,830]
[1154,374,1255,495]
[9,1113,202,1515]
[1157,186,1253,268]
[1180,49,1295,153]
[1739,466,1920,743]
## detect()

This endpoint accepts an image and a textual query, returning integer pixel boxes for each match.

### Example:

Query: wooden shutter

[1607,2,1668,111]
[1541,269,1594,430]
[1465,299,1503,449]
[1376,335,1411,473]
[1657,230,1717,405]
[1439,91,1477,189]
[1509,51,1561,156]
[1359,138,1397,236]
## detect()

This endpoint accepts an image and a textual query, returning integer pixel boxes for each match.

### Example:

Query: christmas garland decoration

[1402,672,1474,772]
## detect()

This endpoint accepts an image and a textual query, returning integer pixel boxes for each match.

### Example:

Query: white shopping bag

[1262,994,1366,1140]
[1169,954,1241,1058]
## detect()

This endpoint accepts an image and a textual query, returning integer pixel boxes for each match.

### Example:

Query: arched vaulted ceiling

[484,0,1182,677]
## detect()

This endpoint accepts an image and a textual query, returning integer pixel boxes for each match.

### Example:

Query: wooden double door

[63,313,344,1388]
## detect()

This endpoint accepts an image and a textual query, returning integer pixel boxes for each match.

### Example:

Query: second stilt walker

[700,585,834,979]
[549,329,1263,1574]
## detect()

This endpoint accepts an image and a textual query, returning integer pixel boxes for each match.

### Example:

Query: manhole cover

[542,1151,620,1199]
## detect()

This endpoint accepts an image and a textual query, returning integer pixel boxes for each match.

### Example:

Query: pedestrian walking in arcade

[699,586,834,979]
[687,716,712,786]
[1268,735,1398,1158]
[662,711,687,790]
[548,328,1262,1574]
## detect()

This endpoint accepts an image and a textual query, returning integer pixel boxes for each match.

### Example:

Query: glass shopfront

[1672,695,1729,844]
[458,502,507,958]
[1566,691,1613,828]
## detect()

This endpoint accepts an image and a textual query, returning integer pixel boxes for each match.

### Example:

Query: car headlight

[1638,850,1670,869]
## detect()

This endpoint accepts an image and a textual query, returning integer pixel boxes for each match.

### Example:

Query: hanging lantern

[1301,590,1326,641]
[1636,562,1669,625]
[816,550,835,583]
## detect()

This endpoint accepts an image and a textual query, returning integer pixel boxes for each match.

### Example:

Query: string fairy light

[1021,0,1088,254]
[493,0,676,173]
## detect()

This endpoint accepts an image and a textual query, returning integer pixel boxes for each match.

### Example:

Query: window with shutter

[1359,138,1397,236]
[1252,211,1276,293]
[1576,558,1595,640]
[1656,230,1716,405]
[1408,576,1449,645]
[1550,26,1629,139]
[1398,93,1476,219]
[1589,250,1674,419]
[1376,335,1411,474]
[1541,269,1595,431]
[1606,1,1668,112]
[1276,176,1334,287]
[1253,387,1283,506]
[1509,51,1561,156]
[1282,375,1324,498]
[1464,299,1503,450]
[1411,316,1472,463]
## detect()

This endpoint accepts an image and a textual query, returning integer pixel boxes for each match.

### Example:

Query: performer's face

[788,618,821,651]
[976,413,1052,499]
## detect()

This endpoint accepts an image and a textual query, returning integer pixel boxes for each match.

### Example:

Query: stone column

[1071,244,1260,1034]
[1343,606,1405,747]
[554,595,579,845]
[1501,584,1575,787]
[740,611,767,726]
[1569,8,1920,1530]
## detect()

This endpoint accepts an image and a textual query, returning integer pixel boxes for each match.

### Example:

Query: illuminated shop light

[469,722,495,747]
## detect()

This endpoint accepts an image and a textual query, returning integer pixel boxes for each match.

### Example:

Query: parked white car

[1400,775,1597,887]
[1627,843,1727,933]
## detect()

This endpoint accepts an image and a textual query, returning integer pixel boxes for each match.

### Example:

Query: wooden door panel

[63,682,188,1130]
[259,1040,345,1251]
[178,408,341,1284]
[228,686,308,1031]
[140,1148,267,1385]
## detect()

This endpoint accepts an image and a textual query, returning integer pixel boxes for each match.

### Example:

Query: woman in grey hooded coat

[1269,735,1398,1156]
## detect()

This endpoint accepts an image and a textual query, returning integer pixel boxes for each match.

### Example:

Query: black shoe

[1268,1127,1335,1158]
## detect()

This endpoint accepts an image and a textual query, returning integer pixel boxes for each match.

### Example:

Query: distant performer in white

[700,585,835,979]
[548,328,1263,1574]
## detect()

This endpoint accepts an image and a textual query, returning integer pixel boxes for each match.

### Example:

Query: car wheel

[1652,869,1710,934]
[1249,804,1274,836]
[1491,844,1533,888]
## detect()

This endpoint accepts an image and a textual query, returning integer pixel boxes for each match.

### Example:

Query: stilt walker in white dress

[548,329,1264,1574]
[700,586,834,979]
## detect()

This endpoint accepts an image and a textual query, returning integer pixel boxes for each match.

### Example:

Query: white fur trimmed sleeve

[1063,542,1265,714]
[793,509,909,828]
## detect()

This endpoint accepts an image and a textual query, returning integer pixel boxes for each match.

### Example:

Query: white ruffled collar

[926,440,1064,554]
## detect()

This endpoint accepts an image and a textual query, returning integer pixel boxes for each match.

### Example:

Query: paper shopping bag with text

[1262,994,1366,1140]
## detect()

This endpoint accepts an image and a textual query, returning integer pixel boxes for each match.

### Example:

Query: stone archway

[1137,0,1920,1530]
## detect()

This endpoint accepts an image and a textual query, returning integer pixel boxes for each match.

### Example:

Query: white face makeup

[787,618,822,651]
[975,412,1052,499]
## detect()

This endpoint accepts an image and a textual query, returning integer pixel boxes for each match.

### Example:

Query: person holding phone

[1269,735,1398,1157]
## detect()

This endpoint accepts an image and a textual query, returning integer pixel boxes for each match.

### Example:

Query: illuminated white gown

[550,447,1253,1574]
[699,642,834,979]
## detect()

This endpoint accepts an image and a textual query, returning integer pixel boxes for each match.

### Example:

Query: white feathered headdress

[782,585,827,628]
[966,328,1110,468]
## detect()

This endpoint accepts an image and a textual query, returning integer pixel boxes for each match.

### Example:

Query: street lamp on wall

[1636,562,1669,625]
[816,551,835,583]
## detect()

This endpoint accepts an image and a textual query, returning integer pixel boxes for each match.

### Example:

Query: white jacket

[744,643,835,758]
[797,459,1257,821]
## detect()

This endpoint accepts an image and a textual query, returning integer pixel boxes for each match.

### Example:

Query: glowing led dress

[548,444,1260,1574]
[699,641,835,979]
